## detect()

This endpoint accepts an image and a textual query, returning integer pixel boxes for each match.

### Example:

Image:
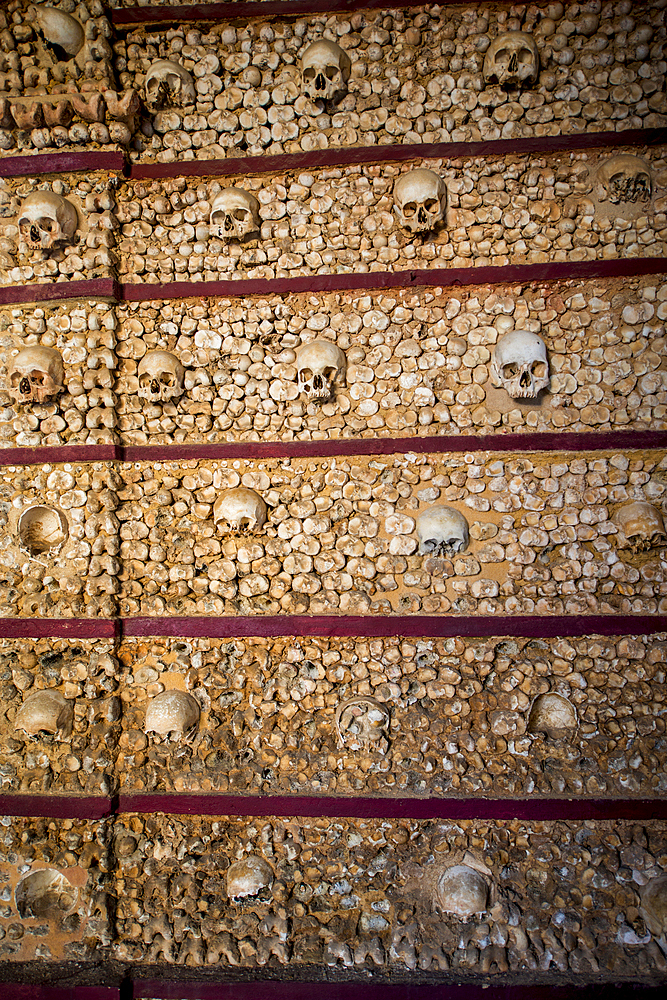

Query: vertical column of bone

[82,304,118,444]
[82,465,121,618]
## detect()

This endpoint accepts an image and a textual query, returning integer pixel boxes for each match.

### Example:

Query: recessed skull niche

[15,868,78,923]
[596,155,652,207]
[491,330,550,399]
[612,501,667,553]
[227,856,274,903]
[434,863,490,919]
[300,39,351,104]
[416,505,469,558]
[7,347,65,405]
[30,4,84,64]
[394,169,447,234]
[18,192,78,253]
[18,505,69,556]
[137,350,185,404]
[144,690,200,741]
[295,340,346,402]
[483,32,540,89]
[527,693,577,740]
[145,60,196,113]
[14,689,74,740]
[213,488,267,534]
[335,697,390,751]
[210,188,261,243]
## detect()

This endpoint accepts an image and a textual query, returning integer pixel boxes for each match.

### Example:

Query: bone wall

[115,632,667,799]
[116,148,667,282]
[115,449,667,618]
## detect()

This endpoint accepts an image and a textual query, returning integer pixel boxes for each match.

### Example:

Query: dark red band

[0,278,118,306]
[0,619,119,639]
[0,152,125,179]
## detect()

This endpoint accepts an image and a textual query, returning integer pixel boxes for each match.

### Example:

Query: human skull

[416,505,469,557]
[210,188,261,242]
[435,865,489,918]
[491,330,550,399]
[15,869,78,922]
[18,505,69,556]
[597,155,652,205]
[145,59,196,112]
[137,350,185,403]
[335,697,390,749]
[394,169,447,234]
[640,877,667,937]
[483,32,540,89]
[295,340,346,402]
[18,192,78,251]
[227,856,274,901]
[527,693,577,738]
[301,39,351,103]
[213,487,267,533]
[8,346,65,404]
[612,501,666,553]
[29,4,84,60]
[15,690,73,739]
[144,690,200,739]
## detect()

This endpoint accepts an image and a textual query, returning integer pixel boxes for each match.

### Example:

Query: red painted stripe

[121,615,666,639]
[6,990,118,1000]
[121,429,667,464]
[0,278,117,306]
[0,445,119,466]
[120,258,667,302]
[117,794,667,821]
[0,795,112,819]
[129,128,667,181]
[111,0,592,28]
[0,152,125,179]
[1,430,664,469]
[132,985,664,1000]
[0,619,119,639]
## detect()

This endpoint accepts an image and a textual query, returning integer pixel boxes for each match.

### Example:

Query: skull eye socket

[402,201,418,218]
[29,371,45,384]
[298,367,313,382]
[166,73,181,90]
[532,361,548,379]
[160,371,175,386]
[325,64,339,80]
[518,47,533,62]
[232,209,249,221]
[303,68,316,81]
[424,198,439,213]
[502,362,519,378]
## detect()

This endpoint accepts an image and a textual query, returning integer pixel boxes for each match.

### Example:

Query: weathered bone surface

[144,690,200,738]
[18,192,78,251]
[7,347,65,405]
[640,876,667,937]
[335,697,390,749]
[145,60,196,112]
[612,501,667,553]
[434,864,489,917]
[527,693,577,738]
[210,188,261,242]
[597,155,653,205]
[394,169,447,234]
[137,350,185,403]
[213,487,268,533]
[483,32,540,89]
[416,505,469,557]
[30,4,84,60]
[14,689,73,739]
[15,868,78,922]
[491,330,550,399]
[226,856,274,900]
[18,505,69,556]
[295,340,347,402]
[300,39,351,103]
